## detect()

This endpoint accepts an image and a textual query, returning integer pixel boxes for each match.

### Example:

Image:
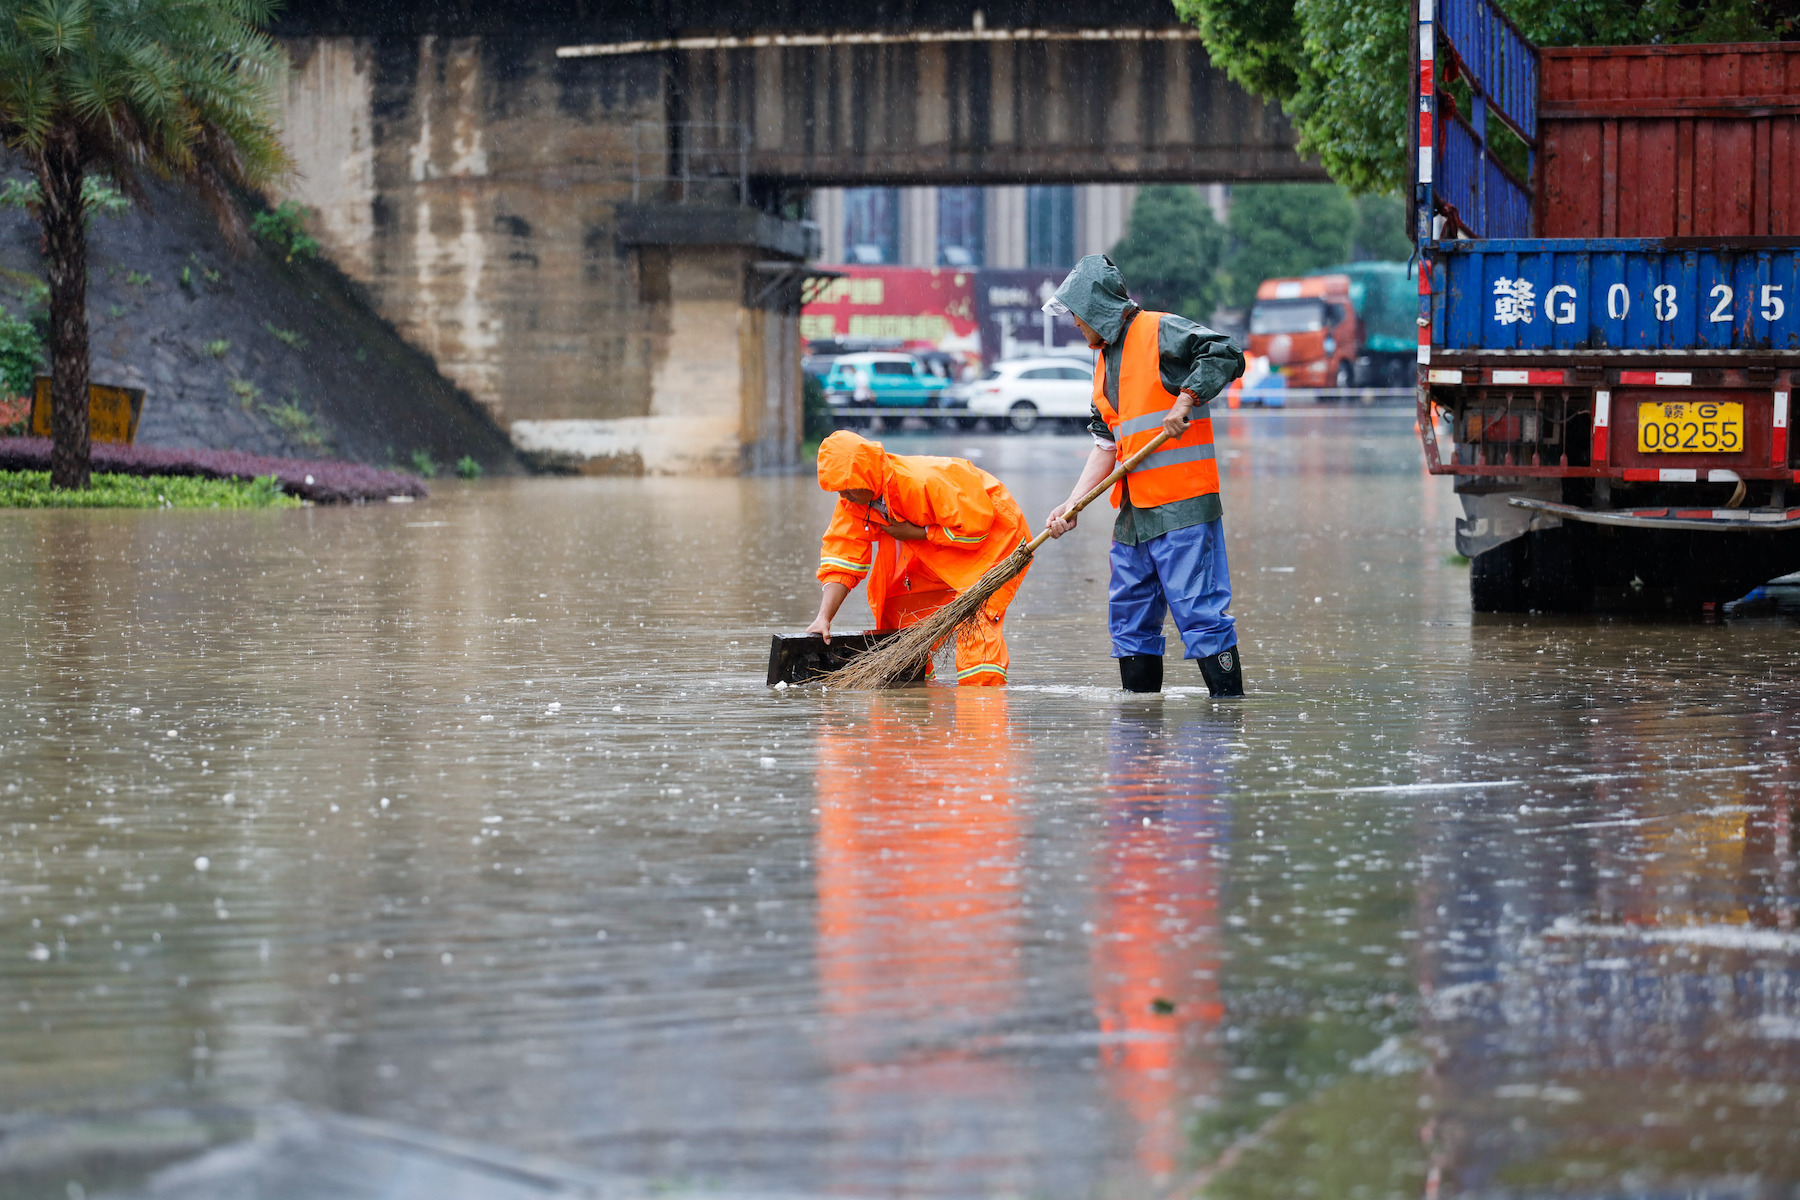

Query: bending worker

[808,429,1029,686]
[1043,254,1246,697]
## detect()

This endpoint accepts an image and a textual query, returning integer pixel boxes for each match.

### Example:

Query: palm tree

[0,0,288,488]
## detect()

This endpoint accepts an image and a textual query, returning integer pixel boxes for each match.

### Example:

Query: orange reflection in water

[814,690,1027,1192]
[1091,715,1229,1181]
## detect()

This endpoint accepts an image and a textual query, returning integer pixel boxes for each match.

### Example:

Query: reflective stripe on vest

[1092,311,1220,509]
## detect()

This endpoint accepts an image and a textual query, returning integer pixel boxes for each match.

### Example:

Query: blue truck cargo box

[1431,239,1800,353]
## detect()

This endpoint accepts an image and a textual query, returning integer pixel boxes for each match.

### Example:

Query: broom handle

[1022,427,1173,553]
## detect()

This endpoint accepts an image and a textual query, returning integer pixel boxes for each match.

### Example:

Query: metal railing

[631,121,750,205]
[1438,0,1538,142]
[826,391,1418,426]
[1422,0,1540,240]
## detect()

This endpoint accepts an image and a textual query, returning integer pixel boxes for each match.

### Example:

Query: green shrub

[0,312,44,397]
[454,455,482,479]
[205,339,230,358]
[0,470,300,508]
[409,449,439,478]
[262,321,307,349]
[251,201,320,263]
[259,400,329,453]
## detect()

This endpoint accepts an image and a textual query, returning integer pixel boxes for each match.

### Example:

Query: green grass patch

[1443,553,1471,567]
[0,470,299,509]
[1196,1070,1428,1200]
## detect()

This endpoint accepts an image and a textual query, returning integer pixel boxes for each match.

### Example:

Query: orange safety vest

[1092,311,1220,509]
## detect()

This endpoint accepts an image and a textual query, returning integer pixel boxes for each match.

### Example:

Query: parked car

[821,353,950,410]
[804,337,906,382]
[961,357,1095,432]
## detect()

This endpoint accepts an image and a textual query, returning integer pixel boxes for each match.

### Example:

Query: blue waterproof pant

[1108,518,1236,660]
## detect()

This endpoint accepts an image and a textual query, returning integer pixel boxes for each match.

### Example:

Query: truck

[1414,0,1800,612]
[1247,263,1417,390]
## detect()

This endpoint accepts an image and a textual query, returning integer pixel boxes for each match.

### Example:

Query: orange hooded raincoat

[816,430,1030,686]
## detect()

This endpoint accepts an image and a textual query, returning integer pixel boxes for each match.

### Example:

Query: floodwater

[3,410,1800,1200]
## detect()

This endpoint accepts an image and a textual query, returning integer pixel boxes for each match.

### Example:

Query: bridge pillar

[511,207,816,475]
[272,35,814,477]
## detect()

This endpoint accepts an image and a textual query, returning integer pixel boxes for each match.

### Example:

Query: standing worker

[808,430,1030,686]
[1043,255,1247,696]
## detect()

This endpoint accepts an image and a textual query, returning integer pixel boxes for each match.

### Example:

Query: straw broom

[829,428,1175,690]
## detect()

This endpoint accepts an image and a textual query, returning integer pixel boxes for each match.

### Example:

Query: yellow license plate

[1637,400,1743,453]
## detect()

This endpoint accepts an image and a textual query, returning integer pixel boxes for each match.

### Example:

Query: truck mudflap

[1508,496,1800,531]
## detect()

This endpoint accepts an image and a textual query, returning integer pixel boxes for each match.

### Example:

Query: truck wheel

[1520,526,1587,613]
[1471,529,1588,613]
[1334,361,1353,394]
[1008,401,1039,433]
[1470,538,1528,612]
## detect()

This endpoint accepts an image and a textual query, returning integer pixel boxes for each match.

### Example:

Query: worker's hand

[886,520,928,541]
[1162,392,1196,439]
[805,612,832,643]
[1045,501,1079,539]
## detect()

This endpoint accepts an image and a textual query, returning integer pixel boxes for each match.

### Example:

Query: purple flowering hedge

[0,438,427,504]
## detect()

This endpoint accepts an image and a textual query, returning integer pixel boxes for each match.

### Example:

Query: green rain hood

[1051,254,1134,346]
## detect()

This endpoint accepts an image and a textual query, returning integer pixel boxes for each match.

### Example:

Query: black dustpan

[765,632,929,686]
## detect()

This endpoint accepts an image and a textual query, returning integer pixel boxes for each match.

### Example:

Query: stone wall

[274,35,810,476]
[0,172,518,471]
[275,36,670,430]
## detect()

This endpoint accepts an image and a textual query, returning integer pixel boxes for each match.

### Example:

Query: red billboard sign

[801,266,978,350]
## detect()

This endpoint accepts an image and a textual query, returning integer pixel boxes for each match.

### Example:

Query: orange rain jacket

[815,431,1031,627]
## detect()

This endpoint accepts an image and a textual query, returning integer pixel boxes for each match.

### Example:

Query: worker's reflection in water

[812,696,1234,1191]
[814,690,1028,1194]
[1092,710,1232,1181]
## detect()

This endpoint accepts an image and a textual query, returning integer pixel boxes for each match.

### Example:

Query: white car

[960,356,1096,432]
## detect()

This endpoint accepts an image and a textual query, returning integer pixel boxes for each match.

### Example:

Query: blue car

[821,354,950,409]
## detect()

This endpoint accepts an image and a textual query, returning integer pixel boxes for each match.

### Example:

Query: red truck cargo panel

[1539,42,1800,239]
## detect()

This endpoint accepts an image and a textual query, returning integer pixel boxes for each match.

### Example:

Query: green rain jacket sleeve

[1158,313,1245,403]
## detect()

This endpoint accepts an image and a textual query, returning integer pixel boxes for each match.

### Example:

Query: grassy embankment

[0,470,298,508]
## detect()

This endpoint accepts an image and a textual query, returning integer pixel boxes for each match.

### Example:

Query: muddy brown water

[3,411,1799,1199]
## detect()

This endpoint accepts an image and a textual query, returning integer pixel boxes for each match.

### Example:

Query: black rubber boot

[1118,654,1163,693]
[1197,645,1244,697]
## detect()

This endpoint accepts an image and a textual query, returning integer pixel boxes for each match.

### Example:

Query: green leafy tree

[1174,0,1409,194]
[1503,0,1788,44]
[1352,193,1414,262]
[0,0,289,488]
[1223,184,1356,309]
[1109,185,1226,323]
[1175,0,1792,198]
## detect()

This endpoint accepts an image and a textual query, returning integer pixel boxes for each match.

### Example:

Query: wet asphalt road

[2,411,1799,1199]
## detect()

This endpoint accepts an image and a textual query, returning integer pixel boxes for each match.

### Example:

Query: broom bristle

[828,544,1035,690]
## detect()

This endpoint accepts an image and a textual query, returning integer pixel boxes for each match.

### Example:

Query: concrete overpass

[268,1,1319,473]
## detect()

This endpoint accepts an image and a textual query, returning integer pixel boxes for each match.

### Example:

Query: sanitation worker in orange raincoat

[807,430,1030,686]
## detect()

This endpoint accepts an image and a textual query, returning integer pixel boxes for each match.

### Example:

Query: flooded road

[4,410,1800,1199]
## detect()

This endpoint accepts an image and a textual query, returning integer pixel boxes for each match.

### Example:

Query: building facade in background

[813,184,1229,270]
